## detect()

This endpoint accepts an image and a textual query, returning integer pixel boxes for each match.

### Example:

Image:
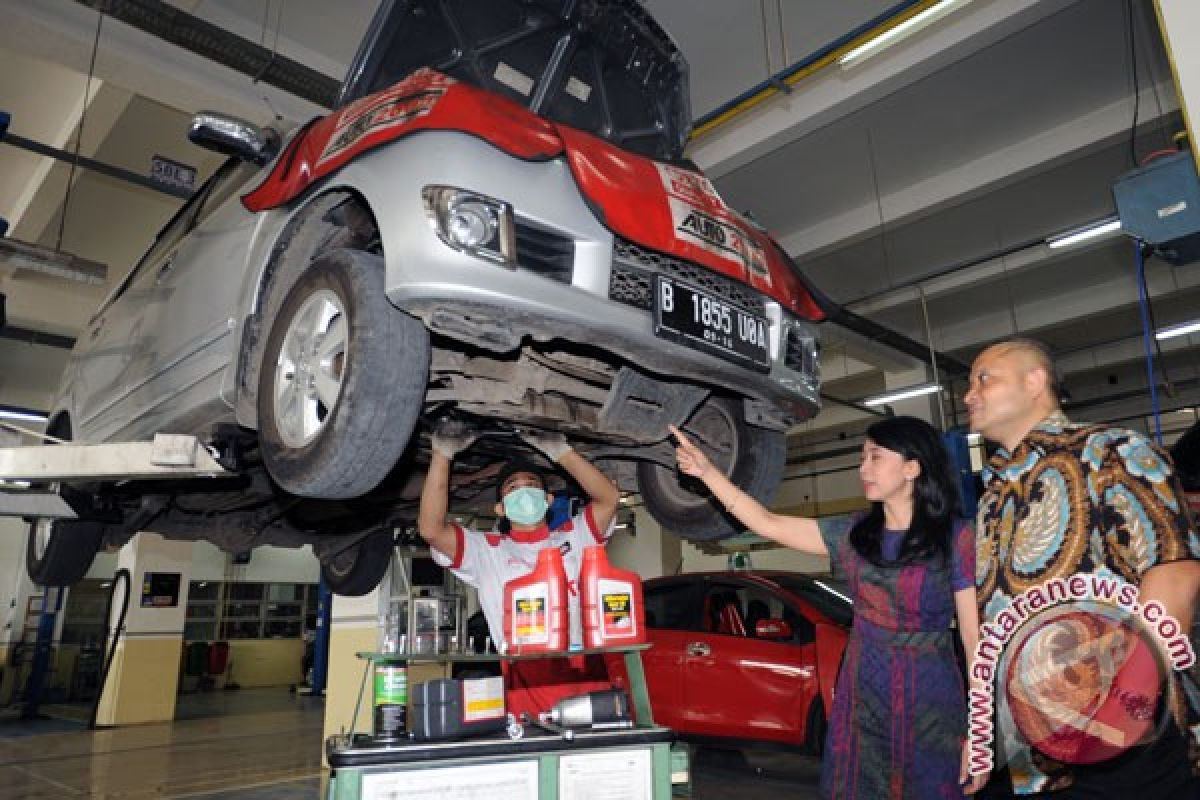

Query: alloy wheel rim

[273,289,347,448]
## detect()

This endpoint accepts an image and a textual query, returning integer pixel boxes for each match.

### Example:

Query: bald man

[966,338,1200,798]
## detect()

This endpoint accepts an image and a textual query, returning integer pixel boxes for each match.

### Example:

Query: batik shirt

[975,411,1200,793]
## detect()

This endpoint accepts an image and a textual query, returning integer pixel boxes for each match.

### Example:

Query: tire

[320,529,394,596]
[805,698,827,757]
[257,248,430,499]
[637,396,786,541]
[26,418,105,587]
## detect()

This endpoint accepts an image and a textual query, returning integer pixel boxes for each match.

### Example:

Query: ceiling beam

[687,0,1076,180]
[77,0,339,109]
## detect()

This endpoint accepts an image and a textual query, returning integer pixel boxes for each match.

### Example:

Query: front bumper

[333,132,821,422]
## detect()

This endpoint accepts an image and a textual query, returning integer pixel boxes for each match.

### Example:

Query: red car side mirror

[755,619,792,640]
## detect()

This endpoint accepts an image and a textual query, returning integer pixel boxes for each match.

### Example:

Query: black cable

[1126,0,1140,167]
[56,12,104,253]
[89,567,131,730]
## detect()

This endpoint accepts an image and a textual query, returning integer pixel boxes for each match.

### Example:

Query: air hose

[89,567,131,729]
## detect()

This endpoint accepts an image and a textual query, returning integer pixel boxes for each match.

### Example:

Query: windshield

[771,575,854,628]
[339,0,691,161]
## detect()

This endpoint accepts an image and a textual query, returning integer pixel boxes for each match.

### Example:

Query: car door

[72,186,206,440]
[680,580,820,742]
[128,157,261,437]
[72,158,260,442]
[637,578,703,730]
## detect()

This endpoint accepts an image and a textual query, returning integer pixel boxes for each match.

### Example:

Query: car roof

[645,570,853,627]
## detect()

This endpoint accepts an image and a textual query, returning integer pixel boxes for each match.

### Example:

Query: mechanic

[417,420,622,718]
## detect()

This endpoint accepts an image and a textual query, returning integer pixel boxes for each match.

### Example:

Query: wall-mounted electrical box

[1113,150,1200,266]
[1108,148,1200,263]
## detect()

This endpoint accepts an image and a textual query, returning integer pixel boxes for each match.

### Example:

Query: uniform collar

[507,523,551,544]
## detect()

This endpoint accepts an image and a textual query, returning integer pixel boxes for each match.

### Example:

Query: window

[644,581,701,631]
[185,581,318,641]
[184,581,220,641]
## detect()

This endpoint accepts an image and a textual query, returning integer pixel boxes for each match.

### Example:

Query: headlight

[422,186,516,267]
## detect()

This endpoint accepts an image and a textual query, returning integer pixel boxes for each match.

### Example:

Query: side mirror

[188,112,278,165]
[755,618,792,641]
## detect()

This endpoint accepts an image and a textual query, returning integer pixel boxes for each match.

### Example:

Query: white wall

[81,540,319,585]
[0,517,33,648]
[189,541,320,584]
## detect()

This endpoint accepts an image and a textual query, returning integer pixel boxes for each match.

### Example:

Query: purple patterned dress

[817,515,976,800]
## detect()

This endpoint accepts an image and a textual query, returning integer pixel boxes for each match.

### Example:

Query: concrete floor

[0,688,822,798]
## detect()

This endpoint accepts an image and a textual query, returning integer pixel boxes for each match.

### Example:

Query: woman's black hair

[848,415,959,567]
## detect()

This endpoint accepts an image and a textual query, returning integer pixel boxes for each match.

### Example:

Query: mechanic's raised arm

[522,432,621,533]
[669,424,827,556]
[417,423,478,561]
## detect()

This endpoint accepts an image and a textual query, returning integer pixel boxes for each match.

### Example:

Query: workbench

[325,645,680,799]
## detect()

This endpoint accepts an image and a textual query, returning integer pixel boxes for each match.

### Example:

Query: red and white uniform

[431,505,615,717]
[431,504,612,652]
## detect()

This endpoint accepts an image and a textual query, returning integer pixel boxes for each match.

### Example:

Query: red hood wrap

[242,69,564,212]
[553,125,825,321]
[242,69,824,321]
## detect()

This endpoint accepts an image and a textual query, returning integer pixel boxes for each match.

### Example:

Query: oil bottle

[503,547,569,653]
[580,545,645,647]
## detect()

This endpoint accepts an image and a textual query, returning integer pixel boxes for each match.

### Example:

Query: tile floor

[0,688,822,798]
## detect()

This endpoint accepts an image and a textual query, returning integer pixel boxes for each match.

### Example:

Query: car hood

[242,68,829,321]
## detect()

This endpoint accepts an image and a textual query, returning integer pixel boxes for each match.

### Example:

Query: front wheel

[805,698,827,756]
[637,396,786,542]
[257,248,430,499]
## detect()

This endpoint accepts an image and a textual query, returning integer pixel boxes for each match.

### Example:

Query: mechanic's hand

[431,419,478,459]
[669,424,713,479]
[521,430,573,462]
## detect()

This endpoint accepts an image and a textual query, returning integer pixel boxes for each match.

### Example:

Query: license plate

[653,276,771,371]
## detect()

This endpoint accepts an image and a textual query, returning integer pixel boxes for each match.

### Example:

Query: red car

[611,571,851,753]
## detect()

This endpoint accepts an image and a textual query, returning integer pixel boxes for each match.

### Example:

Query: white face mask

[503,486,548,525]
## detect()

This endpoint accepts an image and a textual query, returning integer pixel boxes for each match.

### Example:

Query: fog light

[423,186,515,266]
[447,202,496,249]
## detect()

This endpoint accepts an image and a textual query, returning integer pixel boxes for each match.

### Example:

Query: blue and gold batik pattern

[976,411,1200,794]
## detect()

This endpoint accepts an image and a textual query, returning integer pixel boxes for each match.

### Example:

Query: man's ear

[494,500,505,518]
[1025,365,1050,400]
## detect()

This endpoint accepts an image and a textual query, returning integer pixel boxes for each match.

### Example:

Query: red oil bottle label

[514,592,548,642]
[599,580,635,635]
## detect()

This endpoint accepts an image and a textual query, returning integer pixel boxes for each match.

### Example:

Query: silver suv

[30,0,825,594]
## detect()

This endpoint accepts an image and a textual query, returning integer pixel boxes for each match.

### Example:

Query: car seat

[708,591,746,636]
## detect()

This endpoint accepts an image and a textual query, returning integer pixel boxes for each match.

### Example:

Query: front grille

[515,221,574,283]
[785,328,819,377]
[610,237,765,314]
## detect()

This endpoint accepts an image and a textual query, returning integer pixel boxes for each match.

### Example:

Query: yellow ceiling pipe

[690,0,948,142]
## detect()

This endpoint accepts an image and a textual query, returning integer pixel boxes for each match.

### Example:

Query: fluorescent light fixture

[1156,318,1200,340]
[0,238,107,285]
[838,0,974,67]
[862,383,941,407]
[0,406,48,423]
[1046,217,1122,249]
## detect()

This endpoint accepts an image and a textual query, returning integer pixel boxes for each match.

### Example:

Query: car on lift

[607,571,851,753]
[28,0,826,595]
